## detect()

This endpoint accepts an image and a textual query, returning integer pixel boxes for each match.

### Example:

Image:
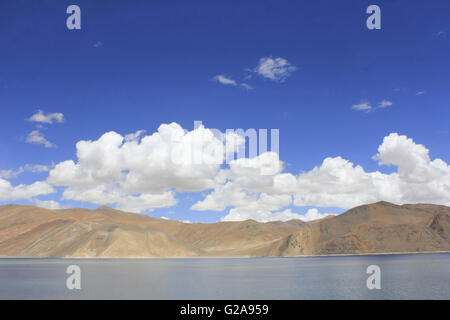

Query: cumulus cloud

[45,123,450,219]
[374,133,449,187]
[28,110,64,124]
[213,75,237,86]
[254,57,296,82]
[0,178,55,202]
[193,132,450,221]
[47,123,244,213]
[61,186,178,213]
[299,134,450,207]
[34,199,62,210]
[298,208,334,222]
[26,130,54,148]
[293,156,382,208]
[221,207,334,222]
[5,121,450,222]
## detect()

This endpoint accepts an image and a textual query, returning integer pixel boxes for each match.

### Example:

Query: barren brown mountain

[0,201,449,258]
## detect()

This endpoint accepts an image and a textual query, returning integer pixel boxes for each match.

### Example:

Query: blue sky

[1,1,449,223]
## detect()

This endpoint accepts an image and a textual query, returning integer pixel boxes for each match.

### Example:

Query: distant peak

[373,201,398,207]
[96,205,114,210]
[94,206,122,214]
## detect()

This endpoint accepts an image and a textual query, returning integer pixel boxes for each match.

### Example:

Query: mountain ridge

[0,201,449,258]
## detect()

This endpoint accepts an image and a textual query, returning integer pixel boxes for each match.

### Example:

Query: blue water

[0,253,449,299]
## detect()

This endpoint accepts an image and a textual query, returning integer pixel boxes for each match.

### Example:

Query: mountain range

[0,201,449,258]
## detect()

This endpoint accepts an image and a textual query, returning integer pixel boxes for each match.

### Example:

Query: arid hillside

[0,201,449,258]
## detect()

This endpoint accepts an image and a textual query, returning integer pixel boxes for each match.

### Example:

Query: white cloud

[0,164,50,179]
[254,57,296,82]
[213,75,237,86]
[416,91,426,95]
[298,208,334,222]
[352,102,372,112]
[299,134,450,207]
[124,130,146,142]
[6,121,449,222]
[0,169,20,179]
[373,133,448,185]
[214,57,295,89]
[192,132,450,221]
[0,178,55,202]
[293,156,381,208]
[378,100,393,108]
[26,130,54,148]
[240,83,253,90]
[221,207,333,223]
[47,123,245,213]
[61,186,178,213]
[27,164,51,173]
[34,199,62,210]
[25,110,63,148]
[191,182,255,212]
[93,41,104,48]
[353,100,392,112]
[221,207,297,222]
[28,110,64,124]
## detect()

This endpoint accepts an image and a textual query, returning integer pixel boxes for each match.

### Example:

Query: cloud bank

[2,123,449,222]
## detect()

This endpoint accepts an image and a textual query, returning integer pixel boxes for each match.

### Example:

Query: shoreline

[1,250,449,260]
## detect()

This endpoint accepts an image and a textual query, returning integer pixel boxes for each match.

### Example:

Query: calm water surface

[0,253,449,299]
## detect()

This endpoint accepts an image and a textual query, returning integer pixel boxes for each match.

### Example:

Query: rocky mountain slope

[0,201,449,258]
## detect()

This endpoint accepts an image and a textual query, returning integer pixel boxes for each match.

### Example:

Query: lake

[0,253,449,299]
